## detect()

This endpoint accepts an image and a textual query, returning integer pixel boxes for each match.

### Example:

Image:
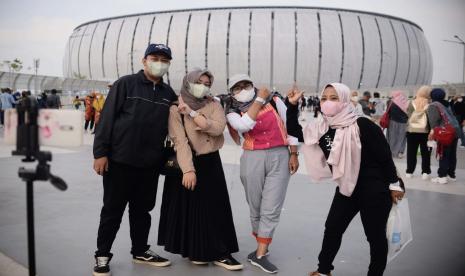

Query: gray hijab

[180,68,214,111]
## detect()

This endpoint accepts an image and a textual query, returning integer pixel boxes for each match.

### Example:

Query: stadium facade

[63,6,433,94]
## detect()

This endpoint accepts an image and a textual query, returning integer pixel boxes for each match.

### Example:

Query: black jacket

[453,100,465,123]
[93,70,177,168]
[388,102,408,123]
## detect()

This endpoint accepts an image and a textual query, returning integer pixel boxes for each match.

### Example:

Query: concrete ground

[1,111,465,276]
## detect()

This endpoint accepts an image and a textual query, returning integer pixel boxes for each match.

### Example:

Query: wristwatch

[255,97,266,104]
[189,110,198,118]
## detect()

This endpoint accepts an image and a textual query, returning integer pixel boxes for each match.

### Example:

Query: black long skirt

[157,151,239,262]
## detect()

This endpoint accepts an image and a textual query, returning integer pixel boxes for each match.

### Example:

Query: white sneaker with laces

[431,177,447,184]
[421,173,430,180]
[405,173,413,179]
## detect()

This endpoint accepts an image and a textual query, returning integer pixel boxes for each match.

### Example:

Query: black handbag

[160,115,189,176]
[160,138,182,176]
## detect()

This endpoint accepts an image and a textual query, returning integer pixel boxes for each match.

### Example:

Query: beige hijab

[413,85,431,111]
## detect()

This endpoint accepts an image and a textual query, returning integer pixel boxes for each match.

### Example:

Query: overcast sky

[1,0,464,84]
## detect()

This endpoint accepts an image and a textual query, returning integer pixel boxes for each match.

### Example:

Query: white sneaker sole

[249,260,278,274]
[92,272,110,276]
[213,261,244,271]
[191,261,208,265]
[133,259,171,267]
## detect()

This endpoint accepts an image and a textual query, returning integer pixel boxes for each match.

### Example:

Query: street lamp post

[444,35,465,83]
[33,59,40,93]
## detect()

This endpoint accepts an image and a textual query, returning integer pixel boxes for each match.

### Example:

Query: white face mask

[351,96,359,102]
[189,83,210,99]
[147,61,170,77]
[233,88,255,103]
[458,98,463,102]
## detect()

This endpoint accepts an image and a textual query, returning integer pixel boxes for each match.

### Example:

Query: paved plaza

[1,112,465,276]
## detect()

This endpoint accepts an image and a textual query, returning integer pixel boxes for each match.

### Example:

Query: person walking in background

[84,92,96,132]
[37,92,48,109]
[158,69,242,271]
[451,95,465,148]
[92,43,177,276]
[225,74,299,274]
[0,88,16,126]
[12,90,21,102]
[371,92,386,124]
[386,91,409,158]
[359,91,375,117]
[73,95,82,110]
[92,93,106,134]
[350,90,364,116]
[300,94,307,112]
[46,89,61,109]
[405,86,432,180]
[314,96,321,118]
[286,83,404,276]
[427,88,461,184]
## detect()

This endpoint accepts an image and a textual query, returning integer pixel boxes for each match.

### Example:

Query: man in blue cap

[92,43,177,276]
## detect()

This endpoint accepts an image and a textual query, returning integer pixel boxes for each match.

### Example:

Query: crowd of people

[0,87,109,136]
[0,88,61,126]
[297,86,465,185]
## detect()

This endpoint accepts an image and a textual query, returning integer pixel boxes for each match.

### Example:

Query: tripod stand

[12,96,67,276]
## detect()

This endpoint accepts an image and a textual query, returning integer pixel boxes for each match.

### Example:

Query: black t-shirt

[317,117,398,189]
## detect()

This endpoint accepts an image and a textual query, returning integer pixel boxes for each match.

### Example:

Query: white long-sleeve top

[226,97,299,146]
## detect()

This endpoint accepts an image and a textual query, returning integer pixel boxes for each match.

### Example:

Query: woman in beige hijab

[405,86,432,180]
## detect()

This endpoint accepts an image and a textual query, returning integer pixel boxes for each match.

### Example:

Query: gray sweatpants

[240,146,290,243]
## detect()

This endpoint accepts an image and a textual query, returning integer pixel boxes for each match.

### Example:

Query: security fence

[0,71,110,93]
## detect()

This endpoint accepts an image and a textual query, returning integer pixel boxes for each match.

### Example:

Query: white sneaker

[431,177,447,184]
[191,261,208,265]
[405,173,413,179]
[448,176,457,182]
[421,173,430,180]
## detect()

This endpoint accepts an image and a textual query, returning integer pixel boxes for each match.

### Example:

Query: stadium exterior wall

[63,6,433,95]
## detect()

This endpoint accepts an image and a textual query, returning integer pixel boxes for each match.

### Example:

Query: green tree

[1,58,23,73]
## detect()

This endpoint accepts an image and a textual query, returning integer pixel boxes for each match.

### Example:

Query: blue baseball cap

[144,43,172,60]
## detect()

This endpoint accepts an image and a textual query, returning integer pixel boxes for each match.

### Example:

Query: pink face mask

[321,100,343,117]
